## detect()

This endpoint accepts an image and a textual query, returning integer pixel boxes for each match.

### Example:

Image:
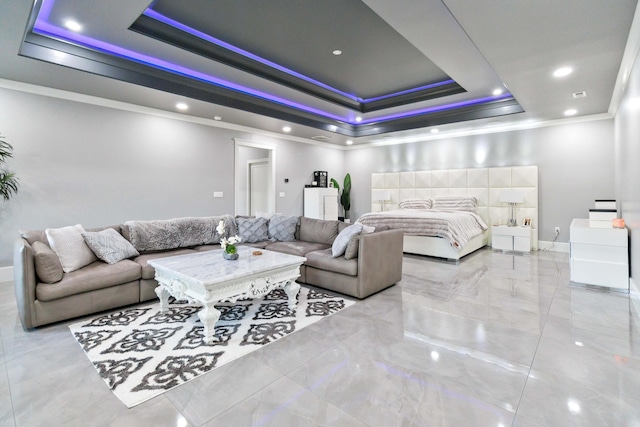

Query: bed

[357,197,489,261]
[367,166,539,261]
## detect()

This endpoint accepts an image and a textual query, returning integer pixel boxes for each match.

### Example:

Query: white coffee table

[148,246,306,342]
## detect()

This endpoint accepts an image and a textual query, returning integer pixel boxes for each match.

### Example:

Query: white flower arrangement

[217,220,241,254]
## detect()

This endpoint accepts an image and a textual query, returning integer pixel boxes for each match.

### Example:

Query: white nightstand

[491,226,533,252]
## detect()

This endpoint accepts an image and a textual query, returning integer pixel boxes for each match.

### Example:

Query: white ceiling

[0,0,638,147]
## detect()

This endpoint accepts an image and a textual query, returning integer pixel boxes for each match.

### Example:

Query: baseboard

[537,240,570,253]
[0,266,13,283]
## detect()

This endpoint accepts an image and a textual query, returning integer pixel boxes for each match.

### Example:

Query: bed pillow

[82,228,140,264]
[398,199,432,209]
[237,217,269,243]
[432,196,477,212]
[32,241,64,283]
[331,223,363,257]
[45,224,98,273]
[268,214,299,242]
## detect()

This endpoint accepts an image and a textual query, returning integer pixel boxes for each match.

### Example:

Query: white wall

[344,119,615,243]
[614,43,640,301]
[0,86,345,267]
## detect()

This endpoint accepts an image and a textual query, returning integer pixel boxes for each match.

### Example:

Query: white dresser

[491,226,533,252]
[569,218,629,291]
[304,188,339,220]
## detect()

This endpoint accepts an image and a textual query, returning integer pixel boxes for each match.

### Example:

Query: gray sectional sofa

[14,215,404,329]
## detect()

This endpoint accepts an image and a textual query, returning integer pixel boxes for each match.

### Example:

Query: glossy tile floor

[1,248,640,426]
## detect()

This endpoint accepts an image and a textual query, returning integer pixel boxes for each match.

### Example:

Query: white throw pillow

[82,228,140,264]
[331,223,363,257]
[46,224,98,273]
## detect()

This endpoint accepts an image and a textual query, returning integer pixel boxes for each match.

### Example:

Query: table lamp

[372,189,391,212]
[500,189,524,227]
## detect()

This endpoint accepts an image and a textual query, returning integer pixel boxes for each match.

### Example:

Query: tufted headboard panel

[371,166,539,249]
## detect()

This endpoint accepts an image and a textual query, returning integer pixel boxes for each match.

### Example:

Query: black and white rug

[69,286,354,408]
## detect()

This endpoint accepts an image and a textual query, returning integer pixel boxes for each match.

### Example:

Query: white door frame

[234,138,276,216]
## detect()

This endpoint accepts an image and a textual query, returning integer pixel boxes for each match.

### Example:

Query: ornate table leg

[283,281,301,311]
[155,284,169,312]
[198,302,221,343]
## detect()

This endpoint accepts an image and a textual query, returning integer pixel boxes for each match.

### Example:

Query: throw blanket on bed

[357,209,487,250]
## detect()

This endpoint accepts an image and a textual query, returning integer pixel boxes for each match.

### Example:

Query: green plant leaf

[330,178,340,192]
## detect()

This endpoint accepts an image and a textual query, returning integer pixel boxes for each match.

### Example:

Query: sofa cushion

[35,259,142,302]
[32,241,64,284]
[82,228,140,264]
[45,224,98,273]
[265,241,330,257]
[344,225,385,260]
[331,223,363,257]
[268,214,299,241]
[237,217,269,243]
[133,249,199,279]
[299,217,339,245]
[305,249,358,276]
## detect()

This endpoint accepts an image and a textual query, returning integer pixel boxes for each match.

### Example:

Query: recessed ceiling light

[63,19,82,32]
[493,88,503,96]
[564,108,577,116]
[282,126,291,133]
[175,102,188,111]
[346,140,353,145]
[332,50,342,56]
[553,67,573,78]
[213,116,222,121]
[430,129,439,134]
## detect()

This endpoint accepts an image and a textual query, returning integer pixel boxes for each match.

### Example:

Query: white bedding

[357,209,488,251]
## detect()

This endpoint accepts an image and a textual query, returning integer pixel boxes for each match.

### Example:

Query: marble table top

[148,246,306,286]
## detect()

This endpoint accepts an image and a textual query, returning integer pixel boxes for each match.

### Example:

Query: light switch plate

[213,192,223,198]
[279,192,285,197]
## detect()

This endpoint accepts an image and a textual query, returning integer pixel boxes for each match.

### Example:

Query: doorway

[249,159,269,215]
[234,139,276,216]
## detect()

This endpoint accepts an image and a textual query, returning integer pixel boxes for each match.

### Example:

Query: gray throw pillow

[32,241,64,283]
[332,223,363,257]
[268,214,299,241]
[237,217,269,243]
[82,228,140,264]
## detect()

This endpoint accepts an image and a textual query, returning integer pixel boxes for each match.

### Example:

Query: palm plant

[0,135,19,201]
[330,173,352,220]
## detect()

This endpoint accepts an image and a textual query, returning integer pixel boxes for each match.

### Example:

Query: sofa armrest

[356,229,404,297]
[14,238,38,329]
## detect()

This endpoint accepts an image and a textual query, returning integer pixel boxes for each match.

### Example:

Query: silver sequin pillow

[82,228,140,264]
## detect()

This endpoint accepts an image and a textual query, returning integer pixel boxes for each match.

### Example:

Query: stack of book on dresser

[589,199,617,227]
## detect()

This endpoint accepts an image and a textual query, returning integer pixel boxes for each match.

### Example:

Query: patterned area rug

[69,286,354,408]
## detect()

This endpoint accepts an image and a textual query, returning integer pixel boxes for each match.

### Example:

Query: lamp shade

[372,189,391,201]
[500,189,525,204]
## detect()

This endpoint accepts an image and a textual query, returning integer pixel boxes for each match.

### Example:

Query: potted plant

[330,173,351,222]
[0,135,19,201]
[217,220,241,260]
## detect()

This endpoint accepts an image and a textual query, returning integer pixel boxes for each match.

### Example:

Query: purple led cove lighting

[361,79,456,103]
[143,8,459,105]
[33,0,514,127]
[33,0,349,122]
[144,8,361,102]
[358,93,513,125]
